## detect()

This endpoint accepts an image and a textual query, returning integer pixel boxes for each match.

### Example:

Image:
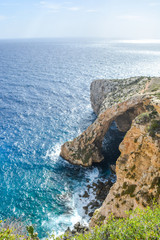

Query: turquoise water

[0,39,160,238]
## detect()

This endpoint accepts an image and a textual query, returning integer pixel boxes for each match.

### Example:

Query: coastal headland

[60,76,160,225]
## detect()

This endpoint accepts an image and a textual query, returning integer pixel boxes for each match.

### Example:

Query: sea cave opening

[92,121,126,174]
[93,106,143,170]
[101,121,126,165]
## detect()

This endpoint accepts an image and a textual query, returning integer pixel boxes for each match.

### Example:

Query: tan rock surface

[90,108,160,226]
[60,76,160,227]
[60,77,160,167]
[60,95,151,166]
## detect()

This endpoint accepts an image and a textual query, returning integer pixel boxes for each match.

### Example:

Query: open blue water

[0,38,160,238]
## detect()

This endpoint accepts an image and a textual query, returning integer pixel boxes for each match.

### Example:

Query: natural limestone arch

[60,95,151,166]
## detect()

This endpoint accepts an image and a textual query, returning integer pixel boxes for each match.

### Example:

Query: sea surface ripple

[0,39,160,238]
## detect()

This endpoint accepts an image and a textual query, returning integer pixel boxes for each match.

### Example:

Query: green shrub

[135,112,150,124]
[26,226,39,239]
[56,205,160,240]
[1,205,160,239]
[0,220,27,239]
[0,220,40,240]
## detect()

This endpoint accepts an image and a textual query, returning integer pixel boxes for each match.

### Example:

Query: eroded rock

[60,77,160,167]
[90,107,160,227]
[59,76,160,229]
[60,95,151,166]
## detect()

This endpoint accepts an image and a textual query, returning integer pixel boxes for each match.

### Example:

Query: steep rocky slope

[90,77,150,116]
[90,106,160,226]
[60,77,160,166]
[60,76,160,226]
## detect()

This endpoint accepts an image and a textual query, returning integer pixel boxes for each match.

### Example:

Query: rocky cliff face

[89,77,160,226]
[90,106,160,226]
[60,77,160,167]
[60,76,160,226]
[90,77,150,116]
[60,95,151,166]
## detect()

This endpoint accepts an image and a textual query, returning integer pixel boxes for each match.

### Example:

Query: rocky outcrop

[90,106,160,227]
[81,175,116,218]
[60,77,160,167]
[90,77,150,116]
[60,76,160,228]
[61,96,151,166]
[64,223,89,239]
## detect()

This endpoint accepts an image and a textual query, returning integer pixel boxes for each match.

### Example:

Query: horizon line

[0,37,160,43]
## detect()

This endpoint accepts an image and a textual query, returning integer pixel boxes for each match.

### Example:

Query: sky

[0,0,160,39]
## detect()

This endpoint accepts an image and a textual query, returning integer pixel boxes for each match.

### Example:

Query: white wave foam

[67,167,101,227]
[41,198,84,239]
[45,143,61,162]
[85,167,99,183]
[41,167,102,239]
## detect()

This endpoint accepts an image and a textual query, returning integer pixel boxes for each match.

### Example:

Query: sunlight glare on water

[0,38,160,238]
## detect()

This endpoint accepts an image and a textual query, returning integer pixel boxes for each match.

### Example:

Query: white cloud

[39,1,97,14]
[117,15,141,20]
[86,9,97,13]
[67,7,80,11]
[40,1,61,11]
[0,15,6,21]
[40,1,80,12]
[64,1,72,4]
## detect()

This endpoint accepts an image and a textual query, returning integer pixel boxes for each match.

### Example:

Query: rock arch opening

[60,96,151,167]
[101,121,126,166]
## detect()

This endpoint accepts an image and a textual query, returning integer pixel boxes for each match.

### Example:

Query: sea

[0,38,160,238]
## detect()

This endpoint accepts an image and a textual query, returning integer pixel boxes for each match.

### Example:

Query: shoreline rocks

[64,222,89,239]
[63,171,116,238]
[60,76,160,231]
[81,173,116,218]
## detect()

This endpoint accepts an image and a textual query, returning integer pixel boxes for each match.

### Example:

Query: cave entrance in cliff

[100,121,126,166]
[98,107,140,168]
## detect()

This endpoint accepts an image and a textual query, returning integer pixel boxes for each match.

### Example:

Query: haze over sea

[0,38,160,238]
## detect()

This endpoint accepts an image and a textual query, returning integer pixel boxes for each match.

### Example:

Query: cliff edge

[90,102,160,226]
[60,76,160,226]
[60,77,160,166]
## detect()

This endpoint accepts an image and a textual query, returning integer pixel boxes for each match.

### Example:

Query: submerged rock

[82,191,89,198]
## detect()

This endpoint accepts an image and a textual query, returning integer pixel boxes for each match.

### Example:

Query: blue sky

[0,0,160,39]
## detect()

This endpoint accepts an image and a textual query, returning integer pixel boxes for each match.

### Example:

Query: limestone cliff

[90,77,150,116]
[60,76,160,226]
[90,106,160,226]
[60,77,160,166]
[89,77,160,226]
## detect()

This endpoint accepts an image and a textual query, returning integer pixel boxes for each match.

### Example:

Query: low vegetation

[64,205,160,240]
[147,119,160,137]
[1,205,160,240]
